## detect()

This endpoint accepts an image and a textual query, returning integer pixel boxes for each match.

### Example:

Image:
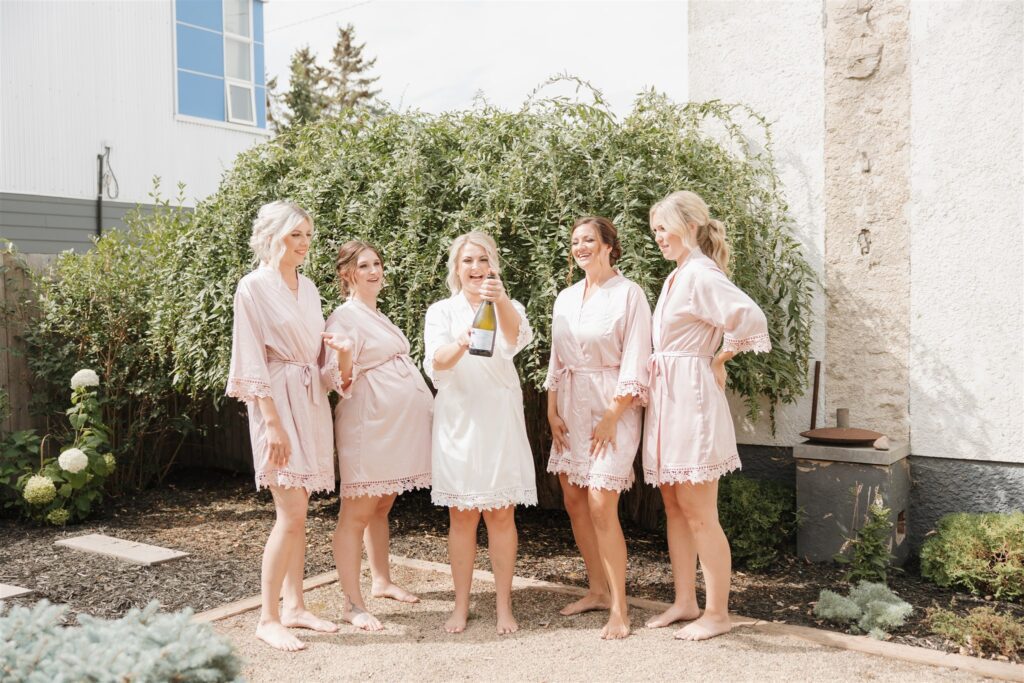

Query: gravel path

[214,563,987,683]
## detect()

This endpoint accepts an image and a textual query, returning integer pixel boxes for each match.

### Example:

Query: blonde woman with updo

[423,231,536,635]
[322,240,433,631]
[644,191,771,641]
[544,216,651,639]
[226,200,339,652]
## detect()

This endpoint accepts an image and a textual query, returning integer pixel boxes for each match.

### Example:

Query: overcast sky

[264,0,688,117]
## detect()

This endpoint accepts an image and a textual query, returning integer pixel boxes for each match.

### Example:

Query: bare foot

[371,581,420,604]
[558,592,611,616]
[674,613,732,641]
[645,603,700,628]
[342,606,383,632]
[443,607,469,634]
[600,612,631,640]
[255,621,306,652]
[281,609,340,633]
[496,608,519,636]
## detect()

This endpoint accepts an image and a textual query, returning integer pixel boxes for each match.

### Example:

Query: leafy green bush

[835,501,896,584]
[23,187,198,493]
[718,474,796,570]
[926,605,1024,660]
[0,375,116,524]
[0,599,242,681]
[814,581,913,639]
[22,82,816,493]
[920,512,1024,602]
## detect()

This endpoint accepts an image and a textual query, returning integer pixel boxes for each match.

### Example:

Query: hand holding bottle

[479,272,507,303]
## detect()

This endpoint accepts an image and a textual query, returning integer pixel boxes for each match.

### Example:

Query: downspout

[95,152,104,238]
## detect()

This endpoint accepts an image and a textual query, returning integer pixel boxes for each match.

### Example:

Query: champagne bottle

[468,274,497,357]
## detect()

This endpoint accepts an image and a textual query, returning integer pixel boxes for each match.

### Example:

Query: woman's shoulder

[426,295,457,317]
[325,300,358,326]
[236,267,274,293]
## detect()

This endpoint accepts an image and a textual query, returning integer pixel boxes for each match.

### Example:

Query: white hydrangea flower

[47,508,70,525]
[23,475,56,505]
[70,369,100,390]
[58,448,89,473]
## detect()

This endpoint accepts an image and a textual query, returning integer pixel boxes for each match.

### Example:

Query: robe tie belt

[267,356,321,406]
[553,365,620,460]
[647,351,713,378]
[356,352,415,378]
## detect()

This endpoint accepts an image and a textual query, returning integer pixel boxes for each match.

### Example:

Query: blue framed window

[175,0,266,128]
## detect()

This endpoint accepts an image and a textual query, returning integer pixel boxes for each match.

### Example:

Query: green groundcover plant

[0,600,242,682]
[926,605,1024,660]
[920,512,1024,602]
[814,581,913,640]
[23,80,815,489]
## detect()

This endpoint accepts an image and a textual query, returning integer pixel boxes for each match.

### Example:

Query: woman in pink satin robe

[322,240,432,632]
[226,201,339,652]
[643,191,771,642]
[544,216,651,639]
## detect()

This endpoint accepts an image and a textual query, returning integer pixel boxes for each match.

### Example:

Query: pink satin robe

[544,274,652,491]
[324,299,432,498]
[643,248,771,485]
[226,266,335,494]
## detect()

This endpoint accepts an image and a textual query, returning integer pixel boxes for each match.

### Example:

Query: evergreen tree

[277,46,329,130]
[324,23,381,114]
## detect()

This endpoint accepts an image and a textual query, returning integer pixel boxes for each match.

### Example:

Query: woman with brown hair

[322,240,433,631]
[544,216,652,639]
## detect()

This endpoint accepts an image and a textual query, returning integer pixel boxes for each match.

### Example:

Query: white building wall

[688,0,827,446]
[0,0,267,207]
[909,0,1024,464]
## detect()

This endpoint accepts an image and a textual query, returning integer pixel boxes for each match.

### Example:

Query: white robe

[423,293,537,510]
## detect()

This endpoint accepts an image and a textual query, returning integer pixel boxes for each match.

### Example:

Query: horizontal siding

[0,192,169,254]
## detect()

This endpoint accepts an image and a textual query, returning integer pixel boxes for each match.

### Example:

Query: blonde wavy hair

[649,191,730,275]
[249,200,313,271]
[445,231,501,294]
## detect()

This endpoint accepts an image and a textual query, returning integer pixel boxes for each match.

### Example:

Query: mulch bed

[1,468,1020,664]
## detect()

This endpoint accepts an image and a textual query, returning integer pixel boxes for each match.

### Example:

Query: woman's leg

[646,483,701,628]
[557,474,611,616]
[445,507,481,633]
[332,495,385,630]
[673,480,732,640]
[364,492,418,603]
[256,486,317,650]
[482,505,519,635]
[587,487,630,639]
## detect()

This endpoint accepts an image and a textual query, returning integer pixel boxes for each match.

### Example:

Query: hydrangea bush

[0,369,115,524]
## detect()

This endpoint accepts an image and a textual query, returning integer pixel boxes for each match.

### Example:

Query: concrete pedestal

[794,441,911,565]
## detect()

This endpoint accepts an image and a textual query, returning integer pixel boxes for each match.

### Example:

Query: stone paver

[55,533,188,566]
[0,584,33,599]
[214,563,998,683]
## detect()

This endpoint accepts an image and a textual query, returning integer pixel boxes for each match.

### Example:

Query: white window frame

[223,0,256,125]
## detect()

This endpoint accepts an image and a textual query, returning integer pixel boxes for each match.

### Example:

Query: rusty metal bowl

[799,427,883,446]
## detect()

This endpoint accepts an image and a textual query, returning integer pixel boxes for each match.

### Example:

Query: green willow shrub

[717,474,796,570]
[920,512,1024,602]
[162,83,815,428]
[24,186,197,492]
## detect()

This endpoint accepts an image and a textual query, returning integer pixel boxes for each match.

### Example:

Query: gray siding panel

[0,192,160,254]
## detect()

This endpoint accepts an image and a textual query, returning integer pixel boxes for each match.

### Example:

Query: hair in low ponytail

[649,191,731,275]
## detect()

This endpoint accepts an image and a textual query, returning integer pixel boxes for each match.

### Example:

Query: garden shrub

[23,81,816,493]
[0,599,242,682]
[814,581,913,639]
[23,188,198,493]
[0,372,116,524]
[920,512,1024,602]
[717,474,796,570]
[926,605,1024,660]
[835,501,896,584]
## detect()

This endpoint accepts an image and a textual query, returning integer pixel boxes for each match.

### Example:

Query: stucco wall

[688,0,827,447]
[908,0,1024,464]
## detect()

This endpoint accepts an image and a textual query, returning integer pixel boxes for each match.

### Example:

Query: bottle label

[469,329,495,351]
